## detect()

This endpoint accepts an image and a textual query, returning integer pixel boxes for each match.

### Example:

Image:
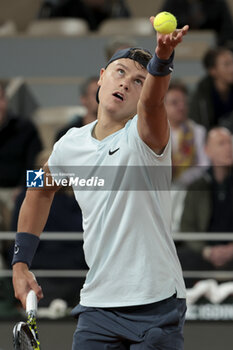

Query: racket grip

[26,290,38,314]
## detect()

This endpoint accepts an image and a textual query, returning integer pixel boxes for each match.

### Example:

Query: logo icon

[26,168,45,188]
[109,148,120,155]
[14,244,19,254]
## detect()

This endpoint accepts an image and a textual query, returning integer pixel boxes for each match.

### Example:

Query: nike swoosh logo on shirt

[109,148,120,155]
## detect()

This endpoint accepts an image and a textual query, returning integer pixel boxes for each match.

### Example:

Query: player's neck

[93,111,129,140]
[93,119,124,140]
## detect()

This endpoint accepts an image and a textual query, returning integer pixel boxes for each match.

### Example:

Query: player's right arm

[137,19,189,154]
[12,162,60,309]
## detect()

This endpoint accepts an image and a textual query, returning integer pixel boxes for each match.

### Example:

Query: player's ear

[98,68,105,86]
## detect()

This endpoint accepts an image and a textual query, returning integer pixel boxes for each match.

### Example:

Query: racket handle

[26,290,38,314]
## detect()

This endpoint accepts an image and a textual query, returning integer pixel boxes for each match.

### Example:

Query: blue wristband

[147,51,175,76]
[11,232,40,268]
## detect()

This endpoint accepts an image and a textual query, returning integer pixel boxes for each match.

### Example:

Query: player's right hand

[12,262,43,309]
[150,16,189,60]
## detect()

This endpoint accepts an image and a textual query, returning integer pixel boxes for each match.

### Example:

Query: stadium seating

[26,18,89,37]
[33,105,86,149]
[0,20,17,36]
[98,17,154,36]
[175,30,216,60]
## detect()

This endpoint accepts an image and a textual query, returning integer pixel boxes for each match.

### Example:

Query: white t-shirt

[48,115,186,307]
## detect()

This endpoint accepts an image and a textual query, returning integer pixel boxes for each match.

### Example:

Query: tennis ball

[153,12,177,34]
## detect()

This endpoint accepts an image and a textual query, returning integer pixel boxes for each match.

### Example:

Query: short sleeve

[48,134,68,182]
[127,115,172,166]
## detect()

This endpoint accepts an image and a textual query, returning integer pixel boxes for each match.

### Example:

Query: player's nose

[120,79,130,91]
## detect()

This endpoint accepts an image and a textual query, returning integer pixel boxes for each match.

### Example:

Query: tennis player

[12,17,189,350]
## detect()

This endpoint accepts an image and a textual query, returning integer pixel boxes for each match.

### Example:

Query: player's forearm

[139,73,170,112]
[137,71,170,152]
[17,188,55,236]
[12,188,53,304]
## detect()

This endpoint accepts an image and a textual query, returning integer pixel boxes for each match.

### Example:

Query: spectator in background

[0,81,42,187]
[7,79,39,120]
[0,277,20,318]
[0,198,11,271]
[178,127,233,285]
[38,0,131,31]
[0,199,11,232]
[55,76,98,141]
[161,0,233,47]
[165,80,209,187]
[189,47,233,130]
[0,197,20,319]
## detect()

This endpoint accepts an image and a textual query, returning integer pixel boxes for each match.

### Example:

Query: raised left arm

[137,17,189,153]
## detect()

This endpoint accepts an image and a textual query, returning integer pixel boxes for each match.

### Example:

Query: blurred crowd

[1,0,233,317]
[38,0,131,31]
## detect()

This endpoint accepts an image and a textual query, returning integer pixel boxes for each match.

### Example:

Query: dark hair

[168,80,188,95]
[203,47,232,70]
[79,76,99,97]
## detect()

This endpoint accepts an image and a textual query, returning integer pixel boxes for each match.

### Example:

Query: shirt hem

[80,291,186,308]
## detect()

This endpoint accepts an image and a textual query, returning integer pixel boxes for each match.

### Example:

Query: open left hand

[150,16,189,60]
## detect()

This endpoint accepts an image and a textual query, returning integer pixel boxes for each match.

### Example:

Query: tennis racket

[13,290,41,350]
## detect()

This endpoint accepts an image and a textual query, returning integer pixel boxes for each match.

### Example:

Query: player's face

[98,58,147,120]
[205,129,233,166]
[165,89,188,125]
[211,51,233,84]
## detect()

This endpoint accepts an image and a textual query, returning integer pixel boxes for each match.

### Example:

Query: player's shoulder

[52,120,96,154]
[68,120,96,136]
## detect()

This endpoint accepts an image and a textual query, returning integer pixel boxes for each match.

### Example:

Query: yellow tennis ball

[153,12,177,34]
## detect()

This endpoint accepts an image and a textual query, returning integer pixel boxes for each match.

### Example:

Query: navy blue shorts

[71,295,186,350]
